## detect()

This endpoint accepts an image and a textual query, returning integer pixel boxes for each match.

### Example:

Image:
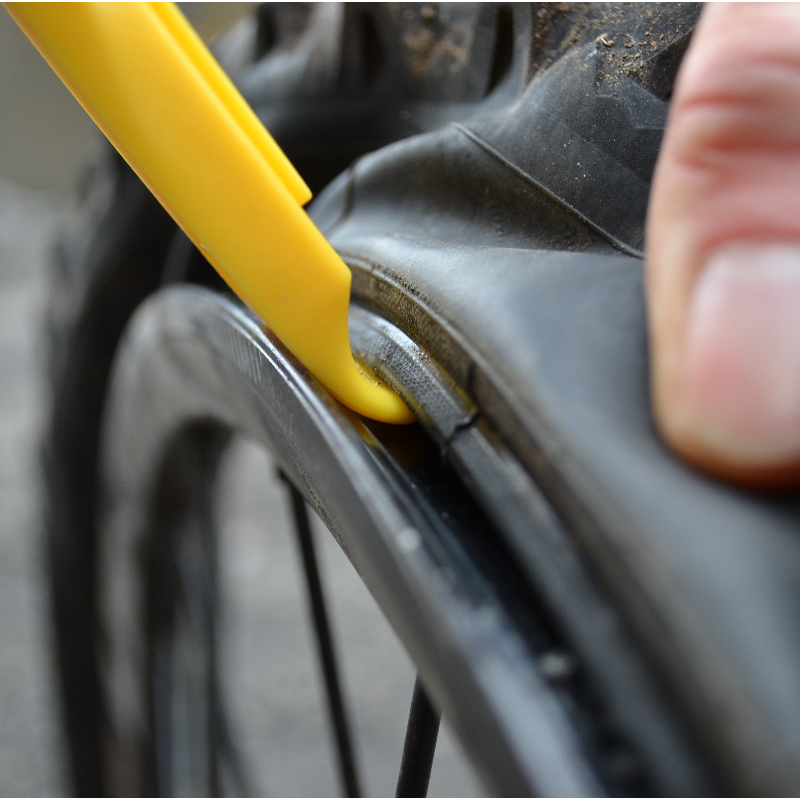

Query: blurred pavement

[0,7,93,794]
[0,179,69,795]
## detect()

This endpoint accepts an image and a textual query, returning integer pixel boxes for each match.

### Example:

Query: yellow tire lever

[6,2,414,424]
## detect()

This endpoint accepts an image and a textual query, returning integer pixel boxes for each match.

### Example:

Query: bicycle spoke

[395,677,441,798]
[286,480,361,798]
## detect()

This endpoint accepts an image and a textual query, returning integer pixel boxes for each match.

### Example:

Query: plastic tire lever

[6,1,413,424]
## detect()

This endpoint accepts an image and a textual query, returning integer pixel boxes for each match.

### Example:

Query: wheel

[45,4,800,797]
[97,285,619,796]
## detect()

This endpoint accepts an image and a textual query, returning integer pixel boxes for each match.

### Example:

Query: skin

[647,3,800,488]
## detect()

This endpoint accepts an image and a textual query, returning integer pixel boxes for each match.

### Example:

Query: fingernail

[685,243,800,456]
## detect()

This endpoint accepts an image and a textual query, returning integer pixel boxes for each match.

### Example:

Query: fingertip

[654,243,800,488]
[647,4,800,488]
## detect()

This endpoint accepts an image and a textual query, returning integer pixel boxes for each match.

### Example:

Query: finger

[646,2,800,487]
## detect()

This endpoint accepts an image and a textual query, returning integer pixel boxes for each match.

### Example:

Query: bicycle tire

[47,3,800,796]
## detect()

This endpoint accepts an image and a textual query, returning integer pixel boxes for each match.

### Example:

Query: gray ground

[0,179,70,796]
[0,176,482,797]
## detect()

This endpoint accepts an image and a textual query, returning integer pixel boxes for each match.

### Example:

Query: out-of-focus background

[0,4,480,796]
[0,6,98,793]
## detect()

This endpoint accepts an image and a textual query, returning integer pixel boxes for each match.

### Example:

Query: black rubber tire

[41,4,702,794]
[44,151,177,795]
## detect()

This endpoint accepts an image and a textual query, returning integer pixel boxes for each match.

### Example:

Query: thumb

[646,2,800,487]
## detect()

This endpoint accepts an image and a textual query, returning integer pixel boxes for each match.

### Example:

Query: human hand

[647,2,800,487]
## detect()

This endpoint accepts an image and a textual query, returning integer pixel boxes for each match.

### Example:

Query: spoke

[286,481,361,797]
[396,677,441,798]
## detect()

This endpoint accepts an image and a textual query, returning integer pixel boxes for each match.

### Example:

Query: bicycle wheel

[45,3,800,796]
